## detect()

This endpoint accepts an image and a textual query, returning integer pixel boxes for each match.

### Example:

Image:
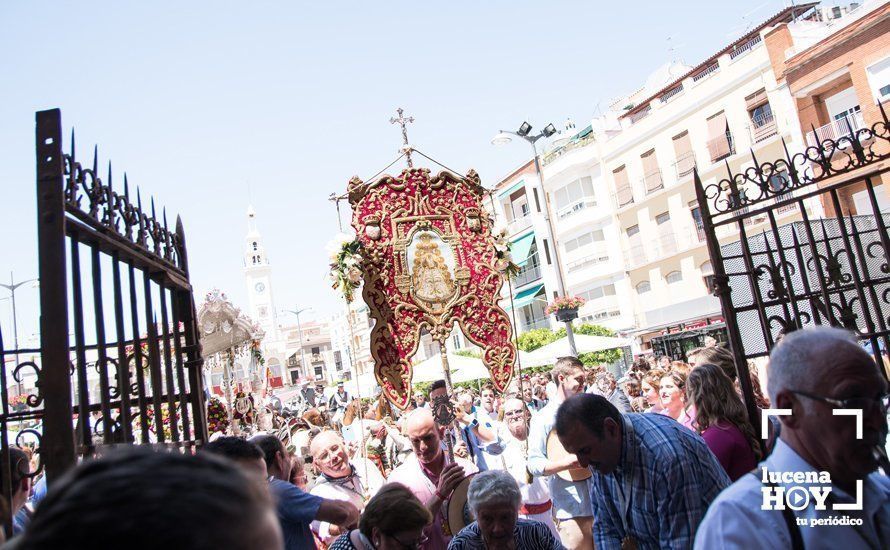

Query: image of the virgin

[406,231,457,307]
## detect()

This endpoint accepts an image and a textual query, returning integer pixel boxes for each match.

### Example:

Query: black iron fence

[0,109,207,529]
[695,101,890,423]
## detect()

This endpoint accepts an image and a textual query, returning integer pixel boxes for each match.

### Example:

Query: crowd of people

[3,326,888,549]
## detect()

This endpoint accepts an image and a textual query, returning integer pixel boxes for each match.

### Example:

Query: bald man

[388,408,478,549]
[695,326,890,549]
[309,430,385,545]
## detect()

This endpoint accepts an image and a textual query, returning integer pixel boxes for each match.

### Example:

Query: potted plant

[545,296,586,323]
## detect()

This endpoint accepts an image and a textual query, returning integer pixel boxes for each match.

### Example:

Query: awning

[498,180,526,198]
[503,284,544,310]
[511,232,536,267]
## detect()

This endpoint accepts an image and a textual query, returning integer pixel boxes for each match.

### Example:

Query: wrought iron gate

[695,104,890,423]
[0,109,208,522]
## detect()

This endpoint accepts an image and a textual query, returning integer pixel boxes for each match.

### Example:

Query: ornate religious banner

[347,167,516,409]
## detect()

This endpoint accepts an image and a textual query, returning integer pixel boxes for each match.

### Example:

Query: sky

[0,0,810,342]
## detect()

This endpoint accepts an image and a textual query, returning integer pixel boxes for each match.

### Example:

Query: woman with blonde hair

[329,483,432,550]
[686,363,761,481]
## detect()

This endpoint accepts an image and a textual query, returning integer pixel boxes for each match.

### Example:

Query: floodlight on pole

[489,120,578,356]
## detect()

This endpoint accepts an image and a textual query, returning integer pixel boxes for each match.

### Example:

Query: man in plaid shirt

[555,393,730,549]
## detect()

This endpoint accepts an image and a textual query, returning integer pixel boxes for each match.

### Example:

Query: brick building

[765,0,890,217]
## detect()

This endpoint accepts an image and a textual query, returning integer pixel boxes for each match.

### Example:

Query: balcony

[750,112,778,143]
[692,61,719,83]
[556,198,597,220]
[805,111,866,148]
[521,317,551,332]
[624,228,703,269]
[673,152,696,179]
[615,183,635,208]
[513,263,542,288]
[566,253,610,273]
[707,131,736,163]
[729,34,761,60]
[542,132,597,166]
[642,170,664,195]
[507,214,533,236]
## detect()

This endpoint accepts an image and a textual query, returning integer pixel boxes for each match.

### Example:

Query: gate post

[35,109,76,480]
[694,170,759,426]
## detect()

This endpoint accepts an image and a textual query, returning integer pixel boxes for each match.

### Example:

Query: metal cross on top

[390,107,415,167]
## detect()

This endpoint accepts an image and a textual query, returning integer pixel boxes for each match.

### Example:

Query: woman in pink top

[659,370,696,430]
[686,363,761,481]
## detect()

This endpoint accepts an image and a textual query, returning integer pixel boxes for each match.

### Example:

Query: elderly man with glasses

[695,326,890,549]
[486,397,558,538]
[448,470,564,550]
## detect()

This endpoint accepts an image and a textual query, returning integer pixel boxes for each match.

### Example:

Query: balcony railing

[624,228,703,269]
[805,111,866,148]
[673,152,696,179]
[660,84,684,103]
[521,317,551,332]
[556,198,596,220]
[642,170,664,194]
[566,253,610,273]
[707,131,735,163]
[542,132,597,166]
[507,214,533,235]
[615,183,635,208]
[729,34,762,60]
[750,112,778,143]
[692,61,720,83]
[513,263,542,287]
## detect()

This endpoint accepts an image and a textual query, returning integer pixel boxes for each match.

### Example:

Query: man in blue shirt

[251,434,359,550]
[555,393,730,549]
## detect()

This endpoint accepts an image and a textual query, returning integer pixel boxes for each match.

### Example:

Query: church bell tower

[244,205,278,341]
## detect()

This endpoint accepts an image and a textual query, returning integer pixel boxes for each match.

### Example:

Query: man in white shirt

[490,397,558,538]
[478,383,499,422]
[308,430,385,546]
[695,326,890,549]
[528,356,594,549]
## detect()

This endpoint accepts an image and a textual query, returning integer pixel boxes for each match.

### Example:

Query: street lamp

[281,306,312,383]
[492,122,577,356]
[0,273,39,379]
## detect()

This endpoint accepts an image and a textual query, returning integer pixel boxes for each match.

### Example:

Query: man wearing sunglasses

[696,326,890,549]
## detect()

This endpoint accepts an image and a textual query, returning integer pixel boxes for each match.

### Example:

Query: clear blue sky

[0,0,803,341]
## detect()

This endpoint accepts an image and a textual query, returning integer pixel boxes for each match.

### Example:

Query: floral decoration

[207,397,229,434]
[327,233,364,303]
[545,296,586,315]
[491,222,521,279]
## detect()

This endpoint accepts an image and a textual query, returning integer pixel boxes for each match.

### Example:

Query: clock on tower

[243,205,278,341]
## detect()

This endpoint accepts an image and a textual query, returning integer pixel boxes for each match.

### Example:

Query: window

[672,131,695,178]
[656,212,671,225]
[252,241,258,250]
[636,281,651,294]
[706,111,733,162]
[520,202,530,216]
[564,229,605,253]
[614,166,633,207]
[666,271,683,284]
[555,177,596,214]
[580,284,616,302]
[867,57,890,103]
[452,333,462,350]
[701,261,713,275]
[690,206,705,241]
[626,225,640,238]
